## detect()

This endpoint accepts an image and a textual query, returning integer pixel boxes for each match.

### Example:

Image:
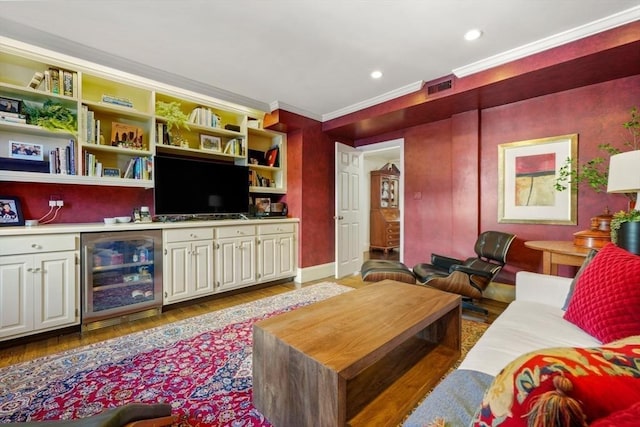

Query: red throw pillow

[563,243,640,343]
[591,401,640,427]
[471,342,640,427]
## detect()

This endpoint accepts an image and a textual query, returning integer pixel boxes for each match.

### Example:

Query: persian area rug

[0,283,490,427]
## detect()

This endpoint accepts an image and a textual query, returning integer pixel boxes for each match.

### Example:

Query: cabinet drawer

[257,223,295,235]
[215,225,256,239]
[164,227,213,243]
[0,234,78,256]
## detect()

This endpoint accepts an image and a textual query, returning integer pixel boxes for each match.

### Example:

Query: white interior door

[335,142,363,278]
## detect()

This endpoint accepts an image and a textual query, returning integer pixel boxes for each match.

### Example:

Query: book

[62,71,73,97]
[49,68,60,94]
[28,71,44,89]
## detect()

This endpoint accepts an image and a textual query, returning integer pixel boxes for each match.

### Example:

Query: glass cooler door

[81,230,162,327]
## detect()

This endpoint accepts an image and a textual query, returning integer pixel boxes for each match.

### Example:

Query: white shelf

[0,170,153,188]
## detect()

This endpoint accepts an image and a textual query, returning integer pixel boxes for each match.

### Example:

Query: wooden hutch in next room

[370,163,400,253]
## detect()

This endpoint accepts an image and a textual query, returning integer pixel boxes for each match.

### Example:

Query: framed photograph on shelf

[9,140,44,161]
[498,134,577,225]
[103,167,121,178]
[200,134,222,152]
[0,96,22,114]
[255,197,271,214]
[0,196,24,227]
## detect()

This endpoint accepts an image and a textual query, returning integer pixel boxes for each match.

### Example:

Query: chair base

[462,299,488,316]
[360,260,416,284]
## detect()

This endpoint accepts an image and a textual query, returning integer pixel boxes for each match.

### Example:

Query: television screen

[154,155,249,216]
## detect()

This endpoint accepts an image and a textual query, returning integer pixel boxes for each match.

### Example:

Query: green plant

[22,100,77,135]
[554,106,639,202]
[610,209,640,244]
[155,101,190,133]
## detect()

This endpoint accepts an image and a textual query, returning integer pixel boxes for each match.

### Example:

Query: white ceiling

[1,1,639,121]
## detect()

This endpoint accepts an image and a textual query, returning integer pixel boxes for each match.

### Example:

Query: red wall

[1,182,153,223]
[394,75,639,281]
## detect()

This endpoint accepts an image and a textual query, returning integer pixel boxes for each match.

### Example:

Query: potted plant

[610,209,640,254]
[155,101,190,146]
[22,100,77,136]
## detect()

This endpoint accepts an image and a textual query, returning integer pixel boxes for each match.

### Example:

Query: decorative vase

[618,221,640,255]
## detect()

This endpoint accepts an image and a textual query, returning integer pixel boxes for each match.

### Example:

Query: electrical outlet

[49,200,57,207]
[56,200,64,207]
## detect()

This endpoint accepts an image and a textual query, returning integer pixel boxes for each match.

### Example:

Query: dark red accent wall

[369,75,638,281]
[1,182,153,223]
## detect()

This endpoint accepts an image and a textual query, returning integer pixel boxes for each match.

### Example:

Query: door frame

[334,138,405,275]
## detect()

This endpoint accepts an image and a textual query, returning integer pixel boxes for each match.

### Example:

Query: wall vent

[427,79,453,95]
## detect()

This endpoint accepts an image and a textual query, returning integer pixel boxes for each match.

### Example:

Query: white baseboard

[295,262,335,284]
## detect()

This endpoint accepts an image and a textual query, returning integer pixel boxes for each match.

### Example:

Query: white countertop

[0,217,299,236]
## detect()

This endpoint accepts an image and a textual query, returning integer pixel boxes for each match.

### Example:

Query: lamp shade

[607,150,640,205]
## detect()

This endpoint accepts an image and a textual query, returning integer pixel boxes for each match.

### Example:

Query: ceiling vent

[427,79,453,95]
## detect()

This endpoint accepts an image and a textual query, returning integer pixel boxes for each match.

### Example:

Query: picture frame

[103,167,121,178]
[0,196,25,226]
[200,134,221,152]
[9,140,44,161]
[0,96,22,114]
[498,134,577,225]
[255,197,271,214]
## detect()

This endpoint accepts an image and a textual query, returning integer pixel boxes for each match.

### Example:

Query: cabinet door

[257,234,277,282]
[0,255,33,339]
[191,240,215,297]
[33,251,77,331]
[276,234,296,278]
[163,242,191,304]
[216,237,256,292]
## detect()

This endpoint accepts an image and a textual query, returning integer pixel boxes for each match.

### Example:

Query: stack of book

[101,94,133,108]
[37,68,78,97]
[189,107,221,128]
[50,139,77,175]
[0,111,26,124]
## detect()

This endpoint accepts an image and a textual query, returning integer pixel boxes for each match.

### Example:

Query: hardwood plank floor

[0,274,506,369]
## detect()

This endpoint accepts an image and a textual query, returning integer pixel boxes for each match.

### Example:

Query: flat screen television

[154,155,249,216]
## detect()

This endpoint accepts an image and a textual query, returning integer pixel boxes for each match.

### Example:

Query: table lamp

[607,150,640,255]
[607,150,640,209]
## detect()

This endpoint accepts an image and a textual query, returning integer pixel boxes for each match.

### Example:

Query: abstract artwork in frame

[498,134,577,225]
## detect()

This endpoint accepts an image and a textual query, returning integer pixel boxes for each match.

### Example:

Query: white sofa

[404,271,601,426]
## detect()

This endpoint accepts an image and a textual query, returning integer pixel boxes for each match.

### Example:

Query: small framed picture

[255,197,271,213]
[200,134,221,152]
[0,96,22,114]
[0,196,25,226]
[9,140,44,161]
[103,167,121,178]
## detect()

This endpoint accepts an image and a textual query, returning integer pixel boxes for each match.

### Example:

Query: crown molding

[269,101,323,122]
[453,5,640,78]
[0,17,271,114]
[322,80,424,122]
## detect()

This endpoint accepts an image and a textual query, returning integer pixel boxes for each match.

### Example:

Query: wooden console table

[525,240,591,275]
[252,280,461,427]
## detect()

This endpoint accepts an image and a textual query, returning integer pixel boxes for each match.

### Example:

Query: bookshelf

[247,127,286,195]
[0,37,287,195]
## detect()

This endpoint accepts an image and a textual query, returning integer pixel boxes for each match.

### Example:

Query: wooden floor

[0,273,507,369]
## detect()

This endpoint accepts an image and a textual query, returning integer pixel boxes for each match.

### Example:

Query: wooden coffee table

[252,279,461,427]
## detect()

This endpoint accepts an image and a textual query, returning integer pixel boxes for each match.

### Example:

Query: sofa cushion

[563,243,640,343]
[470,341,640,426]
[562,248,598,310]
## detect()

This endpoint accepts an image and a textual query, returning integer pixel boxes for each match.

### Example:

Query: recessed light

[464,29,483,41]
[370,70,383,79]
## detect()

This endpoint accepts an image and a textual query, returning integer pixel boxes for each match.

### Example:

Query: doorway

[334,139,404,278]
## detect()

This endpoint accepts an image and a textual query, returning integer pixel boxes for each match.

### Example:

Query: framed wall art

[498,134,577,225]
[0,196,24,226]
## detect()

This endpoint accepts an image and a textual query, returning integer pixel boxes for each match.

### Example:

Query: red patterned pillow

[471,342,640,426]
[563,243,640,343]
[591,401,640,427]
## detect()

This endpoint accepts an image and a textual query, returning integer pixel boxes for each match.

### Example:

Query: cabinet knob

[31,243,42,249]
[334,216,344,220]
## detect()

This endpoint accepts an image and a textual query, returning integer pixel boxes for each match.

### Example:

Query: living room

[1,2,640,426]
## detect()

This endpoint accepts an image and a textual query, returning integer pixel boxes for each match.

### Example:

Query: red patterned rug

[0,283,489,426]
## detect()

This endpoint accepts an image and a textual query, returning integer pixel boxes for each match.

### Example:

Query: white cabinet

[257,223,297,282]
[162,228,215,304]
[0,234,79,341]
[215,225,256,292]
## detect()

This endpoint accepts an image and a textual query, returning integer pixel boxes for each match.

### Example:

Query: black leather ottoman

[360,260,416,284]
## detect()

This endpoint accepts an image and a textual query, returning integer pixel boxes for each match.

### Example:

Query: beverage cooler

[81,230,162,330]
